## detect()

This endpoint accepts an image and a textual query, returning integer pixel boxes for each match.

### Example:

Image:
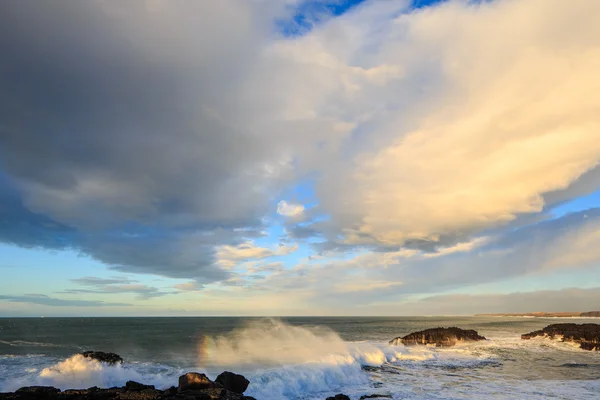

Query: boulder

[215,372,250,394]
[80,351,124,365]
[178,372,220,393]
[326,395,351,400]
[521,323,600,350]
[390,327,486,347]
[125,381,155,391]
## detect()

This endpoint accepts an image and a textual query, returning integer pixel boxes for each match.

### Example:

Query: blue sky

[1,0,600,316]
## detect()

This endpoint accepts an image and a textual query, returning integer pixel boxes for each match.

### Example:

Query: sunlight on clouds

[279,0,600,247]
[216,241,299,268]
[277,200,305,217]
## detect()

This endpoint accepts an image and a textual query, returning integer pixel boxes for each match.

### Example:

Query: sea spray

[1,354,181,392]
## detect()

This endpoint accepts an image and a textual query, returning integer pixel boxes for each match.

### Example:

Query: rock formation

[521,323,600,350]
[325,395,351,400]
[80,351,124,365]
[0,372,256,400]
[215,372,250,394]
[390,327,486,347]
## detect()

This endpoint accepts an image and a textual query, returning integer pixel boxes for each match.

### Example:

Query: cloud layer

[1,0,600,313]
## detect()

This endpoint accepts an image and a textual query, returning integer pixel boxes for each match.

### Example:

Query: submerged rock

[215,371,250,394]
[521,323,600,350]
[390,327,486,347]
[80,351,124,365]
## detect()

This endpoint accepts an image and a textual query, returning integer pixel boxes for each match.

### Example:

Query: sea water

[1,317,599,399]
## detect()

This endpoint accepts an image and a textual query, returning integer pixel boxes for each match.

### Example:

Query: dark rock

[178,372,220,393]
[126,381,156,391]
[0,371,255,400]
[360,395,392,399]
[80,351,124,365]
[390,327,486,347]
[581,311,600,317]
[521,323,600,350]
[15,387,60,394]
[215,372,249,394]
[119,390,162,400]
[326,395,351,400]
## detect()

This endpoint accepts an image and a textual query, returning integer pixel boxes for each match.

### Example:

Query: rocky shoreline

[521,323,600,350]
[0,371,254,400]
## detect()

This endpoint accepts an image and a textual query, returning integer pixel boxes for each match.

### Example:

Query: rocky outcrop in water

[80,351,124,365]
[325,395,350,400]
[521,323,600,350]
[389,327,486,347]
[0,372,256,400]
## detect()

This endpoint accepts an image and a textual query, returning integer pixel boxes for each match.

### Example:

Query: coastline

[474,311,600,318]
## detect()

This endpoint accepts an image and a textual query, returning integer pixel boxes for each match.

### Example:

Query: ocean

[0,317,598,399]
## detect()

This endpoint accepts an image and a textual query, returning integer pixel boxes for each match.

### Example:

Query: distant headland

[475,311,600,317]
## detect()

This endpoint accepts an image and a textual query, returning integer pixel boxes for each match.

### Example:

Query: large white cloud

[268,0,600,247]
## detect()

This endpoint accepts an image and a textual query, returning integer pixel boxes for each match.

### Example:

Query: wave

[1,355,182,392]
[0,340,65,348]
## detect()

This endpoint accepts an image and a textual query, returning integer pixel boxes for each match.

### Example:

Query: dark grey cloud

[0,1,293,282]
[0,294,129,307]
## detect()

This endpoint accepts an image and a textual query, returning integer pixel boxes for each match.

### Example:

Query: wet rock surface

[390,327,486,347]
[80,351,124,365]
[521,323,600,350]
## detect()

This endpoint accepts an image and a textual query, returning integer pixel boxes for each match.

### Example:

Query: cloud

[204,209,600,311]
[0,294,129,307]
[277,200,305,217]
[216,242,298,268]
[0,1,295,281]
[398,287,600,315]
[274,0,600,247]
[66,276,173,299]
[1,0,600,305]
[70,276,135,286]
[174,281,203,292]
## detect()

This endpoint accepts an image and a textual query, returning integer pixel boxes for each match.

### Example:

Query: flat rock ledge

[389,327,486,347]
[0,372,256,400]
[521,323,600,351]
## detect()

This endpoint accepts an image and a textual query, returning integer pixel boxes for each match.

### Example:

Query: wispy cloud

[66,277,174,299]
[0,294,129,307]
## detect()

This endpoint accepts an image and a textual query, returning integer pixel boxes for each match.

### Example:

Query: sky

[1,0,600,317]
